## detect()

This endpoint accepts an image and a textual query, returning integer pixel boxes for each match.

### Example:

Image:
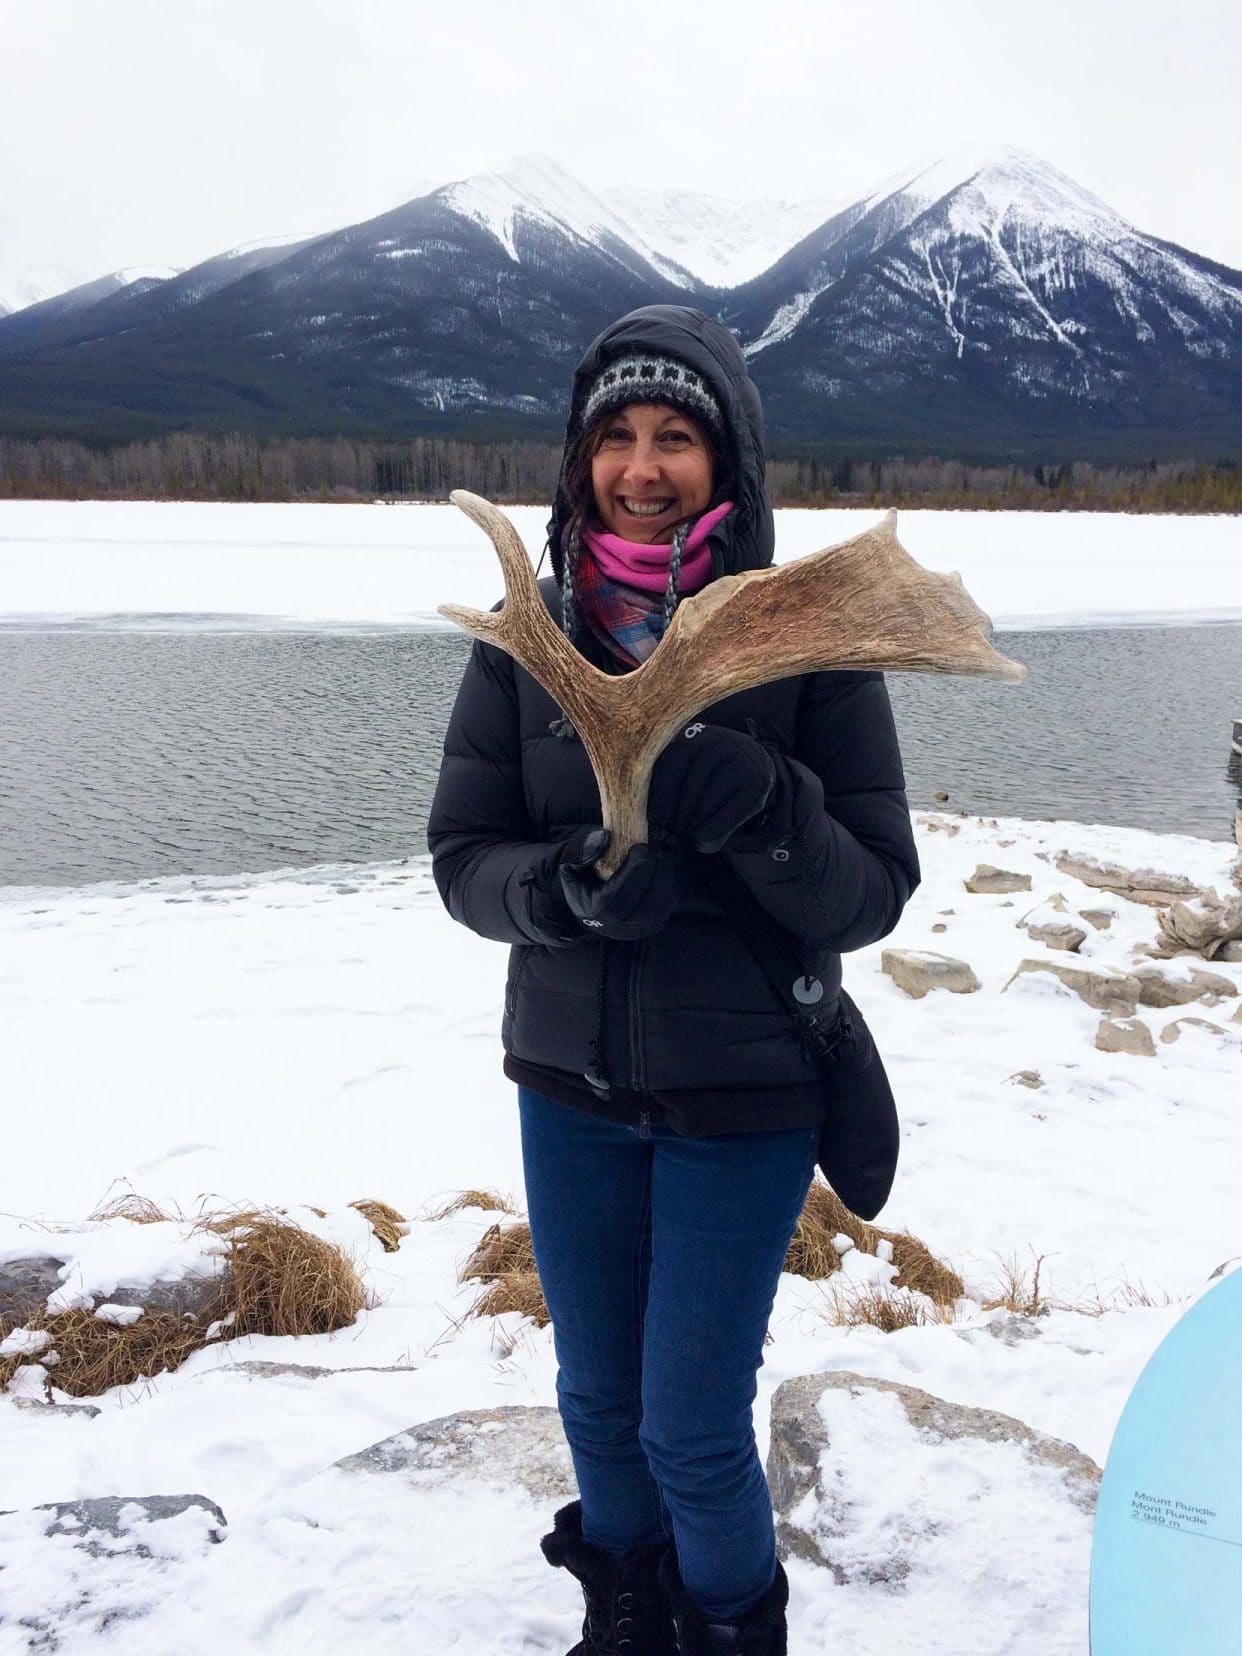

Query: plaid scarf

[574,553,676,667]
[574,503,733,668]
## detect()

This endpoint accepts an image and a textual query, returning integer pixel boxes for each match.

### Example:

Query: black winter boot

[657,1549,789,1654]
[540,1499,678,1655]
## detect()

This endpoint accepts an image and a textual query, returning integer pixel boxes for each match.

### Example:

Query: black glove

[648,722,779,853]
[516,828,612,945]
[559,831,677,941]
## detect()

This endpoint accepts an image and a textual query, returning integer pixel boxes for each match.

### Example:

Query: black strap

[697,857,851,1063]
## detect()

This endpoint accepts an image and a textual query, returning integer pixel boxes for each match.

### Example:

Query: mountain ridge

[2,146,1240,459]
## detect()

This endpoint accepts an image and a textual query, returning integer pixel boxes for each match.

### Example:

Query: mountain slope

[727,146,1242,448]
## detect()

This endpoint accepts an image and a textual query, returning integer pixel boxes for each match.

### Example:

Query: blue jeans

[518,1086,817,1621]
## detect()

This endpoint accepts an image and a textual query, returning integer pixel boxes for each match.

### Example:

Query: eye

[660,429,692,445]
[600,424,631,443]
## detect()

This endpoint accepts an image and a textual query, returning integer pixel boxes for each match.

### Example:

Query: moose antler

[441,491,1025,877]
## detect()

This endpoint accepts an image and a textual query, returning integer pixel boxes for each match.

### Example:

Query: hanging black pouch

[700,860,900,1221]
[811,989,900,1222]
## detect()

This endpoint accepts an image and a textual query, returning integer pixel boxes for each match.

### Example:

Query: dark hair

[557,405,721,640]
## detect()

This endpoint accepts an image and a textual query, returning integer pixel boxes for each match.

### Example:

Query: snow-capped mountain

[602,186,843,288]
[1,145,1239,455]
[441,155,695,289]
[727,144,1242,444]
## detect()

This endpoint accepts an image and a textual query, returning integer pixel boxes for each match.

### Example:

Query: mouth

[618,496,676,520]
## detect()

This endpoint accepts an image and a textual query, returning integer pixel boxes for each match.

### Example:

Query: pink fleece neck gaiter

[582,500,734,593]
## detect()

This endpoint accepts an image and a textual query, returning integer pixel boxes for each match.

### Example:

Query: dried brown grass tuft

[456,1220,549,1329]
[982,1251,1059,1316]
[200,1208,372,1338]
[783,1179,963,1307]
[424,1189,520,1221]
[824,1282,957,1332]
[0,1305,211,1398]
[459,1221,536,1282]
[467,1270,550,1328]
[1,1204,373,1399]
[89,1193,176,1225]
[349,1198,408,1253]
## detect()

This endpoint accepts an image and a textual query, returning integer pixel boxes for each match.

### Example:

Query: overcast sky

[5,0,1241,287]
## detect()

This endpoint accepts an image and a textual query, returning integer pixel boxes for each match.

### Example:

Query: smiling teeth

[621,499,673,516]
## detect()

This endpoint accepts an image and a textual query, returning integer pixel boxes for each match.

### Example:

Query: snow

[440,152,693,286]
[2,500,1240,633]
[1,807,1240,1650]
[1,497,1240,1647]
[602,185,841,288]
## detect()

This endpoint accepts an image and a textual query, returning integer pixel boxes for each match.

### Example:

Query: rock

[1134,964,1239,1009]
[965,864,1031,894]
[1006,1070,1044,1089]
[0,1255,222,1323]
[220,1361,420,1380]
[0,1257,66,1319]
[1159,1016,1238,1046]
[4,1495,227,1557]
[1003,959,1141,1018]
[1220,942,1242,963]
[6,1397,102,1419]
[111,1275,223,1319]
[1024,920,1087,953]
[767,1372,1100,1580]
[1055,852,1199,907]
[333,1405,575,1502]
[930,922,947,933]
[983,1314,1043,1345]
[1154,889,1242,960]
[1095,1017,1156,1058]
[1079,908,1115,930]
[881,949,980,999]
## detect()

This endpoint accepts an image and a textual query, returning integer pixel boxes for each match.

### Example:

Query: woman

[428,305,919,1655]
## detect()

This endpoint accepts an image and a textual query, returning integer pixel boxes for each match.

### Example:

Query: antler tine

[439,489,550,641]
[440,490,616,741]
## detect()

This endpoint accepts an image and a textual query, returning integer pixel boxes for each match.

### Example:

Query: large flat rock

[333,1404,576,1502]
[768,1372,1100,1584]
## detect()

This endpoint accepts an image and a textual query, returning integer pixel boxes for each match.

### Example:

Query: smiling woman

[427,304,922,1654]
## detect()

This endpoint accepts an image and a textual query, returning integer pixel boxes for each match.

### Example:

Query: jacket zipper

[628,939,647,1095]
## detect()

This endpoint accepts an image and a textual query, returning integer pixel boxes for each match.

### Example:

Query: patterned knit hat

[579,352,725,442]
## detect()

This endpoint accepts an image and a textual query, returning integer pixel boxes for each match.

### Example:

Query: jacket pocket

[505,944,534,1021]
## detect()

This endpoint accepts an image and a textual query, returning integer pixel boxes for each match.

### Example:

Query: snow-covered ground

[2,499,1241,632]
[3,812,1240,1653]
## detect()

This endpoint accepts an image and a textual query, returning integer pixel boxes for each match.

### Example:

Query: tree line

[1,432,1239,513]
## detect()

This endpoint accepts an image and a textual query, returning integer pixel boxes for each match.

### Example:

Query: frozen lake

[1,501,1239,884]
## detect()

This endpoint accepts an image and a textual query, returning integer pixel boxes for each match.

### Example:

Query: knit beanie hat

[578,352,725,443]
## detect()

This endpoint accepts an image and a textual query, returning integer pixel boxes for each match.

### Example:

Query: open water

[1,621,1239,886]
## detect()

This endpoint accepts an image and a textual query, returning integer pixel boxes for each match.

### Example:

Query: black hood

[547,305,775,585]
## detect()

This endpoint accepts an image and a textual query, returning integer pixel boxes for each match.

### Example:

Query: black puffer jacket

[428,307,920,1136]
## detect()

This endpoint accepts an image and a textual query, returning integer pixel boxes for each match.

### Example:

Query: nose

[622,436,663,488]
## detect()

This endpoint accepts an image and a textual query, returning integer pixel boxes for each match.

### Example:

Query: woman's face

[590,402,714,544]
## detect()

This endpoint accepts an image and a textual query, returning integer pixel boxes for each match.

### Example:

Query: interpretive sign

[1090,1264,1242,1652]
